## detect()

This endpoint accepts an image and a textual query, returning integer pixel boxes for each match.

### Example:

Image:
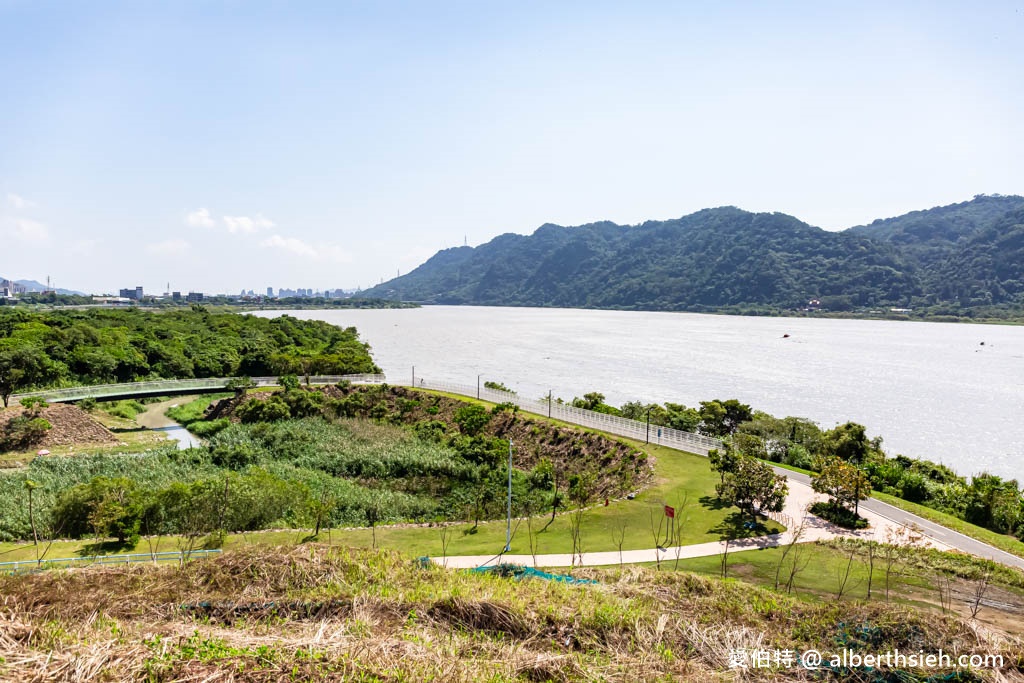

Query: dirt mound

[213,385,654,499]
[0,403,119,451]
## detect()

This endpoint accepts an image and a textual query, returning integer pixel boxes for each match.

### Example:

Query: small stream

[151,423,202,450]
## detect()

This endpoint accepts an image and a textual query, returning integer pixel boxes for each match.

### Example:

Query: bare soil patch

[0,404,118,452]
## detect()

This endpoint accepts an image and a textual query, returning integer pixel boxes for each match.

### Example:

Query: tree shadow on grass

[77,539,136,557]
[699,495,730,511]
[708,511,776,542]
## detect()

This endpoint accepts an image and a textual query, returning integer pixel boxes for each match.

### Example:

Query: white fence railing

[12,372,720,455]
[12,374,386,404]
[0,549,223,575]
[400,377,723,456]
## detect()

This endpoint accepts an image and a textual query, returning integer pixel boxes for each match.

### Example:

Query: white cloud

[399,245,438,270]
[145,239,191,255]
[6,218,50,244]
[71,238,100,255]
[320,244,354,264]
[260,234,317,258]
[7,193,35,210]
[223,213,274,233]
[260,234,351,263]
[185,208,215,228]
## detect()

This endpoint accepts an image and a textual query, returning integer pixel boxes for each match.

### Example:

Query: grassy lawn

[765,460,816,476]
[163,392,232,424]
[626,541,1024,634]
[660,543,934,601]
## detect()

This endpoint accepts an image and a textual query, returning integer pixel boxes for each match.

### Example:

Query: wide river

[255,307,1024,481]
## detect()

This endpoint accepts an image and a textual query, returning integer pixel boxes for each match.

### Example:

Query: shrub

[237,396,292,423]
[454,404,491,436]
[210,443,259,469]
[809,501,869,529]
[284,389,324,418]
[19,397,47,413]
[189,418,230,438]
[105,400,147,420]
[1,416,52,449]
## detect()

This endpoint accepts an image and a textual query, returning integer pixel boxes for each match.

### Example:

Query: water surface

[255,307,1024,480]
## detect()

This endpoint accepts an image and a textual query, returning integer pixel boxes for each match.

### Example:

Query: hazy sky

[2,1,1022,294]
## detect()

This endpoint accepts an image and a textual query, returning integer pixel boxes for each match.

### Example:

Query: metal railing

[401,377,723,455]
[12,371,717,452]
[0,549,223,575]
[11,374,386,404]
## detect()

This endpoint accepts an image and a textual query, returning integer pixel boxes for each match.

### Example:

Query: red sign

[664,505,675,519]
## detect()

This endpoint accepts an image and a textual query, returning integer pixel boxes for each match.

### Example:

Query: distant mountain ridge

[363,195,1024,314]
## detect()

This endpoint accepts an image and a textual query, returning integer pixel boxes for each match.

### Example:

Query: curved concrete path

[435,476,1007,570]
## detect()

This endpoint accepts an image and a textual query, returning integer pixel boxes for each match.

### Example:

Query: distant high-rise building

[0,279,26,298]
[119,286,144,300]
[267,287,274,297]
[186,291,204,302]
[172,291,182,301]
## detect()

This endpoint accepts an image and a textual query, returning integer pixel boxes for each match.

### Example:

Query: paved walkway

[436,476,951,569]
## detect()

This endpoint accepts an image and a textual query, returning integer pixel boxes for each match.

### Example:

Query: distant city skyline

[3,2,1022,294]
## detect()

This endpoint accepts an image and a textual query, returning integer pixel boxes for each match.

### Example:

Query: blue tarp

[470,563,599,584]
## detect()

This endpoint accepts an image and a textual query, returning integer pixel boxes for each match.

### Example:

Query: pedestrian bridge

[11,374,386,405]
[12,372,722,456]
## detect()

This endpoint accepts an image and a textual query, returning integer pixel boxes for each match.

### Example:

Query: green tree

[822,422,879,465]
[52,477,145,544]
[812,457,872,514]
[0,342,49,407]
[708,444,740,485]
[663,403,701,432]
[572,392,607,411]
[715,456,788,521]
[698,399,752,437]
[702,403,728,434]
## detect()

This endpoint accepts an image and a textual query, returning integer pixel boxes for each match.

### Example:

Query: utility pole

[506,439,513,553]
[548,390,552,418]
[646,406,652,444]
[412,366,415,387]
[477,373,482,399]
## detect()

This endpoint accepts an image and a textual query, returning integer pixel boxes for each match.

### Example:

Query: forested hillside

[364,195,1024,316]
[0,308,379,403]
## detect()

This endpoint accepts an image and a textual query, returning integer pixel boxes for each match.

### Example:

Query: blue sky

[2,1,1022,294]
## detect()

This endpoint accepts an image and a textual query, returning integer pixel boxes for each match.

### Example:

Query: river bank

[135,398,202,449]
[253,306,1024,481]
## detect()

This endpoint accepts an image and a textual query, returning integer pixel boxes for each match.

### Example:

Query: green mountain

[364,195,1024,314]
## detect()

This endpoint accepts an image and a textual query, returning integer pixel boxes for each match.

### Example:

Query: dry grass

[1,546,1022,682]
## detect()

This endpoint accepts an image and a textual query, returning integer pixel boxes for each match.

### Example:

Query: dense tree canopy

[0,309,379,402]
